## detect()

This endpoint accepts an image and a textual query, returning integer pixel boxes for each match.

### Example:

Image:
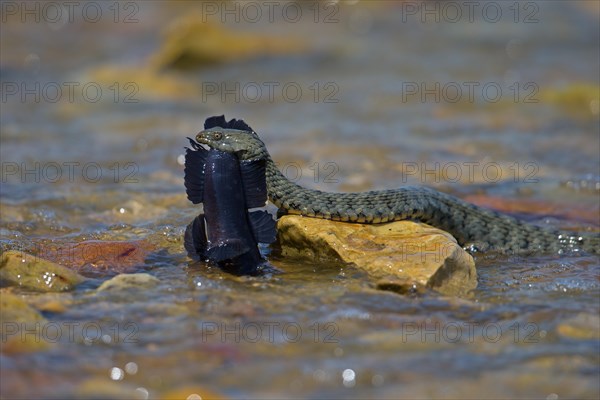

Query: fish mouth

[186,136,210,152]
[194,131,211,149]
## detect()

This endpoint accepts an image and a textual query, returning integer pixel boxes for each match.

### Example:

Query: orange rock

[40,240,155,273]
[464,195,600,226]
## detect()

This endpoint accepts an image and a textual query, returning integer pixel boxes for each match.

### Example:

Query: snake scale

[194,116,600,255]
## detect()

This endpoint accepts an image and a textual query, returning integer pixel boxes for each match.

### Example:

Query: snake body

[195,117,600,255]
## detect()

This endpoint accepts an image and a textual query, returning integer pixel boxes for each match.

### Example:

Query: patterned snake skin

[195,119,600,255]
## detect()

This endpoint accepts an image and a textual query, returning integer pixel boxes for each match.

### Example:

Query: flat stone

[41,240,155,273]
[556,313,600,340]
[0,251,86,292]
[96,273,160,292]
[276,216,477,296]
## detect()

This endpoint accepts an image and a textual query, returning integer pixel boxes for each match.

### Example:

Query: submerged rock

[96,273,160,292]
[0,251,86,292]
[276,216,477,296]
[464,194,600,226]
[151,15,306,70]
[161,385,225,400]
[556,313,600,340]
[0,291,46,325]
[75,378,144,400]
[87,65,197,100]
[0,291,51,353]
[41,240,155,274]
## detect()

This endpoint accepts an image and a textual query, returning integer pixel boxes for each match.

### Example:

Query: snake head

[195,117,268,160]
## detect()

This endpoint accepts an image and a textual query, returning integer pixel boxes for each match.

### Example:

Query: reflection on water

[1,1,599,399]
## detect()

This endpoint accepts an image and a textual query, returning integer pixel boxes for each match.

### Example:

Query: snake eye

[213,132,223,140]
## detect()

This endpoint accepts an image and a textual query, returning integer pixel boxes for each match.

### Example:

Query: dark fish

[183,119,276,275]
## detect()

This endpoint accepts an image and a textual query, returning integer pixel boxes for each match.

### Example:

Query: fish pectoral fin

[184,140,208,204]
[184,214,207,261]
[240,159,268,208]
[206,240,250,262]
[249,210,277,244]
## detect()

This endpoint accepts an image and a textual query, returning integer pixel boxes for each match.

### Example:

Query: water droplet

[342,368,356,387]
[342,369,355,381]
[125,362,138,375]
[135,387,149,400]
[110,367,124,381]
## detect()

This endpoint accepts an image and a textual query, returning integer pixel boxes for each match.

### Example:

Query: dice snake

[194,116,599,255]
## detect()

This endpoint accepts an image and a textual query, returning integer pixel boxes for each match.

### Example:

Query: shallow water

[1,1,599,399]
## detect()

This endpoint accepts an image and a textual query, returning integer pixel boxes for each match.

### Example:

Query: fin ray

[184,145,207,204]
[249,211,277,244]
[204,115,227,129]
[206,240,250,262]
[240,159,268,208]
[204,115,254,132]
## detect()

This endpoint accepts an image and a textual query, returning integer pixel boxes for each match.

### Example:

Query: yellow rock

[0,291,51,353]
[0,291,46,325]
[87,65,198,100]
[0,251,86,292]
[96,273,160,292]
[151,14,306,70]
[26,293,73,314]
[76,378,145,400]
[276,216,477,296]
[161,385,226,400]
[540,84,600,118]
[556,313,600,340]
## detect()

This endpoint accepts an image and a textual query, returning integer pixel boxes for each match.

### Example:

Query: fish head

[195,127,268,161]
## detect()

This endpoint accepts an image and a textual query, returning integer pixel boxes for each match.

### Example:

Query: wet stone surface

[277,216,477,296]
